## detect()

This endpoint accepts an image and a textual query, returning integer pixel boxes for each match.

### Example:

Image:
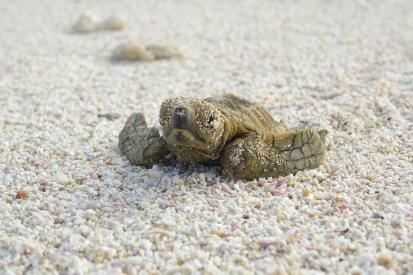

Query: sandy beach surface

[1,0,412,274]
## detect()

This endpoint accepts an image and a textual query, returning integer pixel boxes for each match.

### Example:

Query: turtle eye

[206,114,215,125]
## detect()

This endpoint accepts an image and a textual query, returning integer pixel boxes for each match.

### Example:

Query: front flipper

[118,113,170,167]
[221,129,326,180]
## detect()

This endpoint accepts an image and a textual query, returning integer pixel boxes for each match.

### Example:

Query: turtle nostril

[174,107,186,115]
[172,107,187,128]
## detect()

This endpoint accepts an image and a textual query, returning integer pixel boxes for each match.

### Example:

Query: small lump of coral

[146,44,183,59]
[111,43,155,61]
[72,14,97,33]
[72,13,126,33]
[111,42,182,61]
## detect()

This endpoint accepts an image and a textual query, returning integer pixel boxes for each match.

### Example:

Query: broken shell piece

[111,43,155,61]
[73,14,97,33]
[146,45,183,59]
[111,43,182,62]
[101,16,126,31]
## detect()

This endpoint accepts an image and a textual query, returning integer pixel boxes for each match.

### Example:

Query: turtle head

[160,97,226,161]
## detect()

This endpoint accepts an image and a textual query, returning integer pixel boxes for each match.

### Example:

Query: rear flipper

[118,113,170,167]
[221,128,326,180]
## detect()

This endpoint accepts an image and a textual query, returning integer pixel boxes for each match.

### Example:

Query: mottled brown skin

[119,94,327,180]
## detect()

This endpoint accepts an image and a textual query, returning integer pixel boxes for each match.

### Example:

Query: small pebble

[15,191,29,200]
[377,255,393,269]
[372,213,384,219]
[302,188,311,197]
[215,231,229,238]
[98,113,121,121]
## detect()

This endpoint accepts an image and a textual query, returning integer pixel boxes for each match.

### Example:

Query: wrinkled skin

[119,94,327,180]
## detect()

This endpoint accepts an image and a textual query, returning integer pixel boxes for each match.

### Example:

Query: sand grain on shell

[0,0,412,274]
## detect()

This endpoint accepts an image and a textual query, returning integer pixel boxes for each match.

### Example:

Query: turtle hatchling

[119,94,327,180]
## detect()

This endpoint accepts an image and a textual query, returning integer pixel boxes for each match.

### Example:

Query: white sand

[0,0,412,274]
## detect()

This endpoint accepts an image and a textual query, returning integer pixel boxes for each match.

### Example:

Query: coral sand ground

[0,0,412,274]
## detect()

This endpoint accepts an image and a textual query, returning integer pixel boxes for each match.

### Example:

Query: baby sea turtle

[119,94,327,180]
